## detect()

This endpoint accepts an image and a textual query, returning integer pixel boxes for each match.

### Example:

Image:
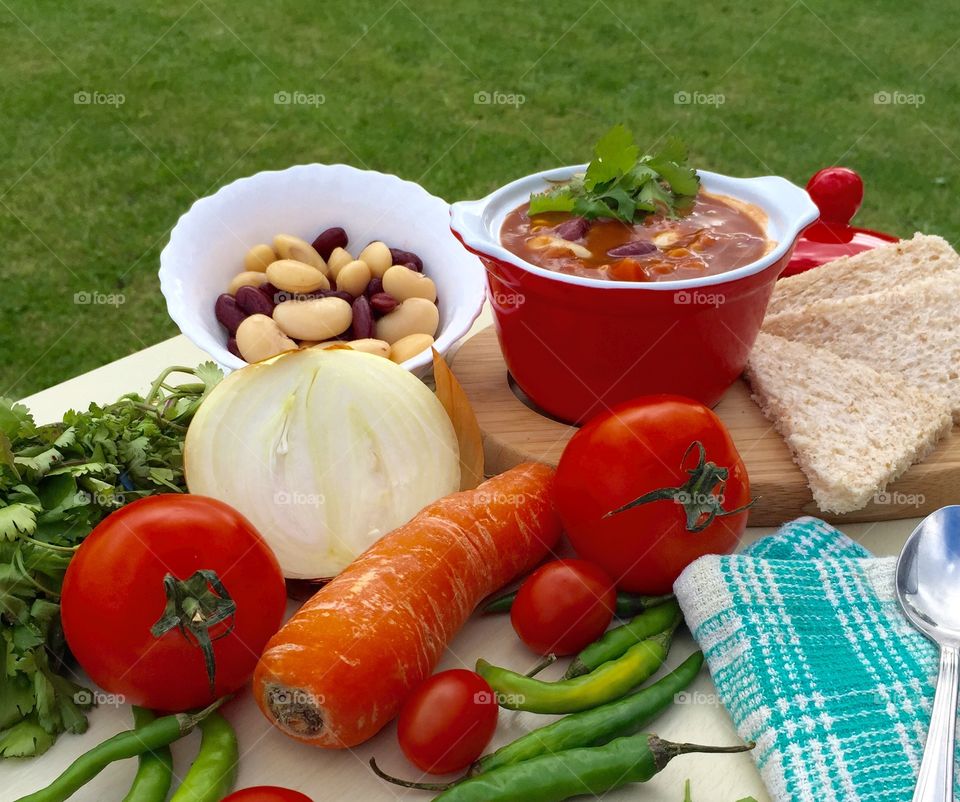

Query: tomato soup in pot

[500,191,771,283]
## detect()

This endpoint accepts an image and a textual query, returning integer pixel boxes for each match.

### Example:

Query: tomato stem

[604,441,753,532]
[150,570,237,694]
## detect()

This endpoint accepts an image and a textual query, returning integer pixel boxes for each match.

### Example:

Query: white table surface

[4,314,920,802]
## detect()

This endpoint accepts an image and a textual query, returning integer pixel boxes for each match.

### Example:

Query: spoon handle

[913,644,959,802]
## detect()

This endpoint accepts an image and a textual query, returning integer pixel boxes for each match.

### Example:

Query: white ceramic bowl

[159,164,486,373]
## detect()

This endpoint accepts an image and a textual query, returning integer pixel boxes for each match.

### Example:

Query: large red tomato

[555,396,750,595]
[62,494,286,711]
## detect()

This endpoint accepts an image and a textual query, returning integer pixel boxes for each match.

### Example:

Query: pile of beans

[214,227,440,365]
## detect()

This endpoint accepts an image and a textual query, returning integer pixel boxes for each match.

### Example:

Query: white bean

[389,333,435,363]
[266,259,330,293]
[228,271,269,296]
[308,338,391,358]
[236,314,297,363]
[327,247,354,278]
[382,265,437,303]
[375,297,439,344]
[273,297,353,341]
[244,243,276,272]
[336,260,372,297]
[273,234,328,275]
[347,338,391,358]
[357,241,392,277]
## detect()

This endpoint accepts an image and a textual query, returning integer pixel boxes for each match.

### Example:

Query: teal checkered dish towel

[674,516,959,802]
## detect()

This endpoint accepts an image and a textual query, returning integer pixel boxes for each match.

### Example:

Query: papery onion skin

[184,349,460,579]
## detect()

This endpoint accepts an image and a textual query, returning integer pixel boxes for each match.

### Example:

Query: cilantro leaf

[529,185,576,215]
[584,123,638,189]
[527,125,700,224]
[0,718,55,757]
[0,363,220,758]
[0,504,37,540]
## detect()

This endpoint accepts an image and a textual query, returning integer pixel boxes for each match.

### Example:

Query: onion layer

[184,348,460,579]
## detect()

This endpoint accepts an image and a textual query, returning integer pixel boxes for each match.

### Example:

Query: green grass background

[1,0,956,397]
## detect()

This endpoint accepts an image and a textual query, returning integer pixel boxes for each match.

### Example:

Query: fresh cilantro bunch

[528,124,700,223]
[0,363,221,758]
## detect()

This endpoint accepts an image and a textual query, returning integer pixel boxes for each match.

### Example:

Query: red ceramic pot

[450,167,819,424]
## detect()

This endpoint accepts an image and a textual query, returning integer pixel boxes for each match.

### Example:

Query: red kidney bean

[226,337,242,359]
[607,241,659,258]
[388,247,423,272]
[351,295,374,339]
[215,293,247,334]
[258,285,278,306]
[365,277,384,298]
[325,290,354,304]
[553,216,590,241]
[369,292,398,315]
[272,288,298,303]
[259,282,280,303]
[236,285,275,316]
[311,227,348,260]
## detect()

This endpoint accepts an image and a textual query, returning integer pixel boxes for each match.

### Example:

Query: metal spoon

[896,505,960,802]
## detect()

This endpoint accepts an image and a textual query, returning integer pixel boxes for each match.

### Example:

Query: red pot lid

[783,167,898,278]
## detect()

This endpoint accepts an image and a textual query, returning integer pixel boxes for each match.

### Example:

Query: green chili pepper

[612,592,676,618]
[480,590,518,614]
[374,733,752,802]
[565,601,682,679]
[372,651,706,794]
[170,711,238,802]
[481,588,674,618]
[476,650,703,774]
[13,700,225,802]
[476,626,676,714]
[120,707,173,802]
[371,652,703,791]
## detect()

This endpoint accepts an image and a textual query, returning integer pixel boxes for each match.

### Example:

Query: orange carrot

[253,462,562,748]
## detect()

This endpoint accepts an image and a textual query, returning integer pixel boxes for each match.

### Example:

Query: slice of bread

[763,274,960,420]
[767,233,960,316]
[745,332,953,514]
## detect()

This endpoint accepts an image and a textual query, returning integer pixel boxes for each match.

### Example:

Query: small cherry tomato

[806,167,863,224]
[397,669,499,774]
[222,788,313,802]
[511,559,616,655]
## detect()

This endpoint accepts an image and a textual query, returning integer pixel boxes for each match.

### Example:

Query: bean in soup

[500,191,771,282]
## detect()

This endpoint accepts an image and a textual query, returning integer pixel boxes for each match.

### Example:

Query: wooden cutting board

[450,327,960,526]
